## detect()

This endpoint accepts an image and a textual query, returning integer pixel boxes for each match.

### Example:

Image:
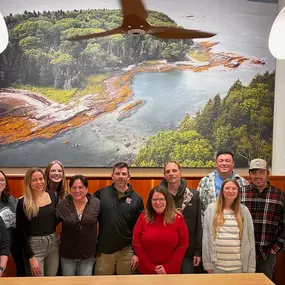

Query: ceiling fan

[68,0,216,41]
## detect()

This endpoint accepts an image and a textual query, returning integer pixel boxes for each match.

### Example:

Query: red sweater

[133,212,189,274]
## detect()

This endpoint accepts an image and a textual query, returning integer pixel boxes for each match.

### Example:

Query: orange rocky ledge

[117,100,145,121]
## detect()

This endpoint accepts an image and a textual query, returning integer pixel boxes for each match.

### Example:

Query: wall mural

[0,0,277,167]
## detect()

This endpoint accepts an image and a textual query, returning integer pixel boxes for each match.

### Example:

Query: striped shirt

[214,209,242,271]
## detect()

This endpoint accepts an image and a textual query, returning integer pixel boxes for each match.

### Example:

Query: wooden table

[2,273,274,285]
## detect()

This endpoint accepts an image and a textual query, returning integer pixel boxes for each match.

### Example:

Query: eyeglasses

[151,198,166,202]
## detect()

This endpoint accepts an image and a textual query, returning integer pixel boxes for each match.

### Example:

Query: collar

[250,181,271,193]
[112,183,132,196]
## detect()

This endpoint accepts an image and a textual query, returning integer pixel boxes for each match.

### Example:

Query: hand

[193,256,201,267]
[131,255,139,270]
[29,257,42,276]
[0,271,3,277]
[155,265,166,274]
[270,249,277,255]
[207,269,214,273]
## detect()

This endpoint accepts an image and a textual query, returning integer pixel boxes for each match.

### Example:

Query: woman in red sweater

[133,185,189,274]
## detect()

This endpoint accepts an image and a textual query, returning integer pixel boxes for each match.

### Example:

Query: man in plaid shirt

[197,150,248,220]
[241,158,285,280]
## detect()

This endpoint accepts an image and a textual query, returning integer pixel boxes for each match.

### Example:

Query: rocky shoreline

[0,41,265,145]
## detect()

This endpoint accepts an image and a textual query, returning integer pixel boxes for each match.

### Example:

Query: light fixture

[0,12,9,54]
[269,6,285,60]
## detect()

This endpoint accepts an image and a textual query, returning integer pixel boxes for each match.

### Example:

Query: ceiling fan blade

[120,0,148,20]
[68,27,123,41]
[148,26,216,39]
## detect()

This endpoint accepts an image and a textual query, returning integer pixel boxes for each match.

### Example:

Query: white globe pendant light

[269,6,285,60]
[0,12,9,54]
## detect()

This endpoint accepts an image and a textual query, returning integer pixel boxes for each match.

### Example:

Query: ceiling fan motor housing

[127,28,146,36]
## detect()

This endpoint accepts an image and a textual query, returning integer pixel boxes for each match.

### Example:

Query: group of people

[0,152,284,281]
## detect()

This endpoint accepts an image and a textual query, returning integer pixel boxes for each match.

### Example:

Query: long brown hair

[0,170,10,202]
[145,185,181,224]
[213,178,243,239]
[24,168,46,219]
[44,160,67,200]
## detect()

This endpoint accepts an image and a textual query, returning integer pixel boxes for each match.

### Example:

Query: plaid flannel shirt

[241,182,285,259]
[197,170,249,221]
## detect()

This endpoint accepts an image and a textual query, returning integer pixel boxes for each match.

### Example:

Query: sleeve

[0,217,10,256]
[202,205,214,271]
[241,177,249,187]
[194,195,202,257]
[244,206,256,273]
[196,178,206,223]
[16,198,34,259]
[132,214,157,274]
[163,214,189,274]
[272,193,285,253]
[9,196,18,213]
[49,191,61,226]
[55,201,63,226]
[136,197,145,216]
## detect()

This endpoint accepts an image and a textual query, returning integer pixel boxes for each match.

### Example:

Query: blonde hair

[145,185,182,224]
[24,168,46,220]
[213,178,243,239]
[44,160,67,200]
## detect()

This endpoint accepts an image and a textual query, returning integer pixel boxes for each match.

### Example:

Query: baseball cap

[249,158,268,171]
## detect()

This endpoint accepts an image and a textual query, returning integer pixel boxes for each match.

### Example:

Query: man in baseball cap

[241,158,285,281]
[249,158,268,171]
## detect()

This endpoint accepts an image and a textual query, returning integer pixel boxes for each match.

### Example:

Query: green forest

[133,71,275,167]
[0,9,193,89]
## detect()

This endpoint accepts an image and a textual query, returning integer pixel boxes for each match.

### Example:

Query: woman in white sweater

[202,178,255,273]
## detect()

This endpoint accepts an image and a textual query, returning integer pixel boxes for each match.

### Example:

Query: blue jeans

[256,254,277,281]
[61,257,95,276]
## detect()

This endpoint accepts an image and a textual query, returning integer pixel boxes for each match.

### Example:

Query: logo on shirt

[126,197,132,204]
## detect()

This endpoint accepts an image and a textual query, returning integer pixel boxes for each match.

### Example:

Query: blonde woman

[16,168,59,276]
[202,178,255,273]
[44,160,67,202]
[133,186,188,274]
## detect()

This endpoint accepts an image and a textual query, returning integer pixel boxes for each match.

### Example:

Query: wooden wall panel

[4,175,285,285]
[7,177,24,198]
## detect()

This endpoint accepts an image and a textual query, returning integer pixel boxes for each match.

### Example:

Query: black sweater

[94,184,144,254]
[16,192,57,259]
[0,217,10,256]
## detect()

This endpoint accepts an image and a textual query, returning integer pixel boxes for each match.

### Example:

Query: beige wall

[272,0,285,175]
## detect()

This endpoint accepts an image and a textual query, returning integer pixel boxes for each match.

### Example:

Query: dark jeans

[256,253,277,281]
[181,256,194,274]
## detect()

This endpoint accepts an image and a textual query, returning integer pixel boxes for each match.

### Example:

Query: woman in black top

[16,168,59,276]
[0,170,26,276]
[0,217,10,277]
[44,160,68,202]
